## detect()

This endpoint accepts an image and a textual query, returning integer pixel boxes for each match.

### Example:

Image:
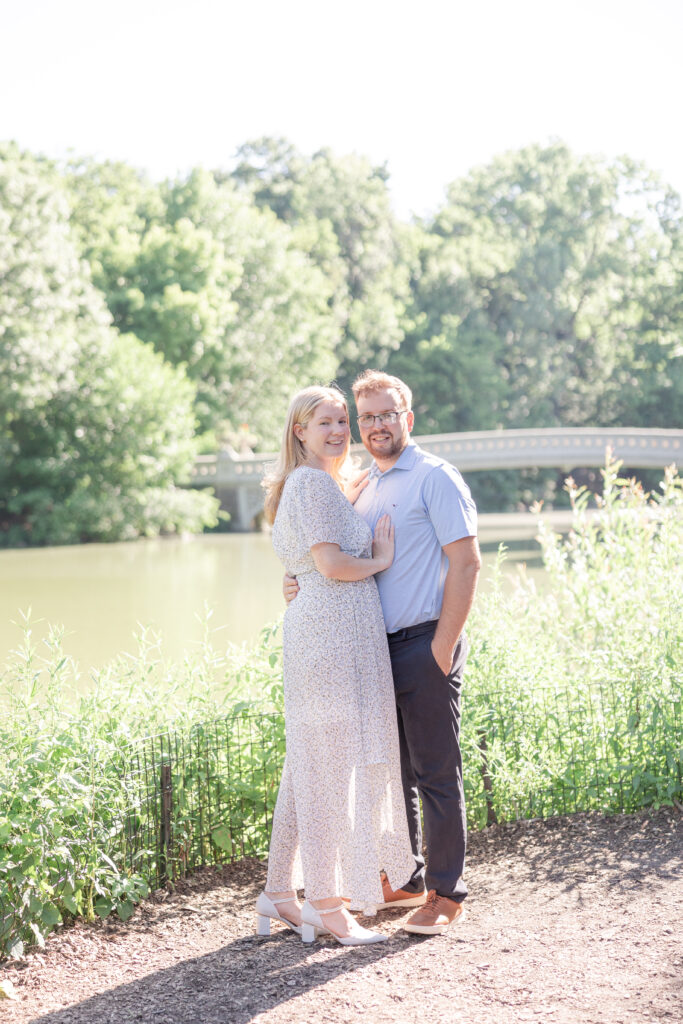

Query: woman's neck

[304,454,334,474]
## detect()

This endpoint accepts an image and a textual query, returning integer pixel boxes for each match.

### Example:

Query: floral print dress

[266,466,414,911]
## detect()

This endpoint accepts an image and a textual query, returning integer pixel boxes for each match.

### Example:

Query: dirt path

[2,808,681,1024]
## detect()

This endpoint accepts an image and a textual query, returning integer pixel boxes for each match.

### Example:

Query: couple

[256,370,481,945]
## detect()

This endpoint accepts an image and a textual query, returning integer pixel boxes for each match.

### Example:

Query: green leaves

[387,142,683,509]
[0,145,218,546]
[463,454,683,823]
[116,900,135,922]
[0,616,284,958]
[65,162,342,448]
[94,898,113,919]
[5,940,23,961]
[231,140,411,391]
[40,904,61,928]
[211,825,232,852]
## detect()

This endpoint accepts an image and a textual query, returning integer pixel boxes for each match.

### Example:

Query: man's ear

[406,410,415,432]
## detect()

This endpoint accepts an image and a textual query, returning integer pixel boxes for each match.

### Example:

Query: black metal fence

[109,679,681,891]
[111,711,285,888]
[462,677,682,829]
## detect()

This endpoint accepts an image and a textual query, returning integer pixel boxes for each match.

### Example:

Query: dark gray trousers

[387,619,468,902]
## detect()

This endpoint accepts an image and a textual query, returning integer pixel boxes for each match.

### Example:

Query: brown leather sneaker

[403,890,465,934]
[377,871,427,910]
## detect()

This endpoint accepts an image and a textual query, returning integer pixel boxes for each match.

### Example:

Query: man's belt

[386,619,439,641]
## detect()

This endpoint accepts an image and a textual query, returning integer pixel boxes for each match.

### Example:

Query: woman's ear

[293,423,305,443]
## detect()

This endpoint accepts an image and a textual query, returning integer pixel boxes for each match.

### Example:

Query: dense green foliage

[230,138,413,391]
[393,144,683,432]
[464,458,682,823]
[1,459,681,956]
[65,161,340,441]
[387,142,683,508]
[0,615,284,958]
[2,137,682,542]
[0,145,218,545]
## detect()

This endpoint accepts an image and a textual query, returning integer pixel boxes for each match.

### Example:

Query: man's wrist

[432,632,459,653]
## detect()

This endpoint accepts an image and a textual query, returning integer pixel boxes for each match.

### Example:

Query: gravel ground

[1,807,681,1024]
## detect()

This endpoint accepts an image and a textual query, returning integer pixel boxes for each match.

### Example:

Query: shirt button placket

[375,478,383,523]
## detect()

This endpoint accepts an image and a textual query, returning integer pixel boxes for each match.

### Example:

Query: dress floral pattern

[266,466,414,912]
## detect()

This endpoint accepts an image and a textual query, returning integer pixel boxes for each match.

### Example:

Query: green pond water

[0,512,570,671]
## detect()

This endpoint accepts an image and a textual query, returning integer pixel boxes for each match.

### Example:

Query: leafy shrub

[0,618,283,958]
[462,457,683,824]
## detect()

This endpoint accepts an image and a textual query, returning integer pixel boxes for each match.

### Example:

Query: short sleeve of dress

[291,468,345,549]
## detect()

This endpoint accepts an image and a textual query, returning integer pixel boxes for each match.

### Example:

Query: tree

[384,143,683,509]
[66,163,340,446]
[0,145,217,545]
[62,156,164,329]
[162,169,340,445]
[620,186,683,429]
[230,139,413,391]
[391,143,683,437]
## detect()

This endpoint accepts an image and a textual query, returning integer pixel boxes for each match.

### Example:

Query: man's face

[355,387,414,463]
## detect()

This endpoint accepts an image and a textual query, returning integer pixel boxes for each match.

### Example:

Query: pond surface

[0,512,571,671]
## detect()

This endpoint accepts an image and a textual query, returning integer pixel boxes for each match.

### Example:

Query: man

[286,370,481,935]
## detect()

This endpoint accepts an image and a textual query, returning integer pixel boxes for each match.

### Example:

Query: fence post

[159,761,173,886]
[477,729,498,826]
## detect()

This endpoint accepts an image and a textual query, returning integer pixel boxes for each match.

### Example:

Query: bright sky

[2,0,682,219]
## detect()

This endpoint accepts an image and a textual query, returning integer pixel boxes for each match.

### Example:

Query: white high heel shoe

[256,892,302,936]
[300,901,387,946]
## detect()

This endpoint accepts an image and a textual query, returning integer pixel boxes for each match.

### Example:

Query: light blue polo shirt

[354,441,477,633]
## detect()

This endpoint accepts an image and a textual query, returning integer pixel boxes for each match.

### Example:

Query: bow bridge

[191,427,682,530]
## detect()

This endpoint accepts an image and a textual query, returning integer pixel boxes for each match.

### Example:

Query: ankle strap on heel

[267,893,299,906]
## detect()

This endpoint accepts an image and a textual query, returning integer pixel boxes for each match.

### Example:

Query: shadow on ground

[27,917,428,1024]
[12,808,683,1024]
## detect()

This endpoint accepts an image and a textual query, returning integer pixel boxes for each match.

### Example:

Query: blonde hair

[263,386,354,524]
[351,369,412,411]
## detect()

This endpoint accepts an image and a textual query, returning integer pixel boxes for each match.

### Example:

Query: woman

[257,385,414,946]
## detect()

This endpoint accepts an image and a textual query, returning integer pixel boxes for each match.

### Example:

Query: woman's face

[294,399,350,469]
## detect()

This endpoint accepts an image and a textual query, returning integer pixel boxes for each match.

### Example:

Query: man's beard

[364,431,406,460]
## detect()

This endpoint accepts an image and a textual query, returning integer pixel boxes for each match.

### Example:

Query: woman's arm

[311,514,394,581]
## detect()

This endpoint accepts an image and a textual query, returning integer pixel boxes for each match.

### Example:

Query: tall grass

[0,617,282,958]
[464,458,682,822]
[1,456,681,958]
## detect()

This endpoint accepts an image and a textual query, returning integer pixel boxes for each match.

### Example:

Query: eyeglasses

[356,410,408,428]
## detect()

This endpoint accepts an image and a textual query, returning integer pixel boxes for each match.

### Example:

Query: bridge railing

[415,427,682,471]
[192,427,683,487]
